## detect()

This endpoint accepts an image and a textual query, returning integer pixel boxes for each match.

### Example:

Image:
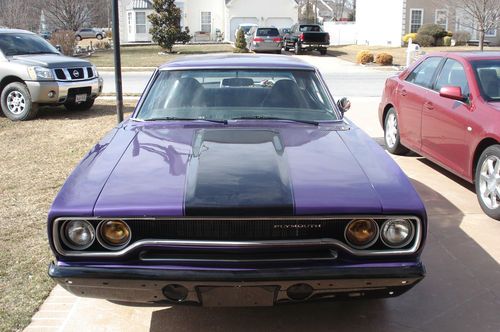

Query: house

[118,0,299,43]
[324,0,499,47]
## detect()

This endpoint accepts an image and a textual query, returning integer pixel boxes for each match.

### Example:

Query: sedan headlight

[27,66,54,81]
[345,219,379,249]
[98,220,131,249]
[381,219,415,248]
[61,220,95,250]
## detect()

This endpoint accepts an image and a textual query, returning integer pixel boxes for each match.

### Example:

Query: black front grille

[55,69,66,80]
[127,218,350,241]
[68,68,85,79]
[86,67,94,78]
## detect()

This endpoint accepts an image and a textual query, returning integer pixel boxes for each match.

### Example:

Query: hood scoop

[185,129,293,216]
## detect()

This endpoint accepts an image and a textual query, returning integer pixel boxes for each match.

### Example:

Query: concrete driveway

[26,55,500,332]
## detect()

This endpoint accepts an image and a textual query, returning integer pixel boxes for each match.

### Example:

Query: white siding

[184,0,226,40]
[323,22,358,45]
[356,0,404,47]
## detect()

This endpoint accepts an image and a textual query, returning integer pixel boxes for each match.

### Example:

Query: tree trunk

[479,29,485,51]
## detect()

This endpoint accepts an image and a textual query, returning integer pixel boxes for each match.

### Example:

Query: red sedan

[379,52,500,220]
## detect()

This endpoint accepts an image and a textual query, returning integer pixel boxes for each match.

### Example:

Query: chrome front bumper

[26,77,103,104]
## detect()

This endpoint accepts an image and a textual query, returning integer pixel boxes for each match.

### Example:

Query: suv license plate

[75,94,87,103]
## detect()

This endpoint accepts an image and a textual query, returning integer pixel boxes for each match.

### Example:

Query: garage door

[265,17,294,30]
[230,17,258,41]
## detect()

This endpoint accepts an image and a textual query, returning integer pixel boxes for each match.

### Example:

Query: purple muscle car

[48,55,427,306]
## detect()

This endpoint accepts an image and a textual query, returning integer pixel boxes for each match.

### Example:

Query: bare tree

[42,0,96,31]
[0,0,41,31]
[445,0,500,50]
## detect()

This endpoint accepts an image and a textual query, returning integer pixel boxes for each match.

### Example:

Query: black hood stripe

[185,129,294,216]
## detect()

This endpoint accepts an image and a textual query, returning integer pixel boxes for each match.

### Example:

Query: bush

[414,34,434,47]
[94,41,111,49]
[446,31,453,37]
[375,53,393,65]
[356,51,374,64]
[453,31,471,46]
[443,36,452,47]
[50,30,76,56]
[402,33,417,44]
[234,28,247,51]
[417,24,448,40]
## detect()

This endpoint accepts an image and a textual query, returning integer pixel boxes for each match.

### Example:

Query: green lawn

[89,44,234,68]
[0,101,135,331]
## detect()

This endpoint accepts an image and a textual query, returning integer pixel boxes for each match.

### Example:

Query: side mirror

[439,86,466,102]
[337,97,351,114]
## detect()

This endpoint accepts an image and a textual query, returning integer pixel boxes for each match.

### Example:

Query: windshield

[136,69,339,122]
[0,33,59,56]
[299,25,322,32]
[257,28,280,37]
[472,60,500,102]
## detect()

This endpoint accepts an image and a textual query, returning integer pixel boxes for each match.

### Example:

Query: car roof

[426,51,500,61]
[0,28,35,35]
[159,54,316,71]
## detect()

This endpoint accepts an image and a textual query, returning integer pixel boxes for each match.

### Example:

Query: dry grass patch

[328,45,500,66]
[0,100,135,331]
[87,44,234,68]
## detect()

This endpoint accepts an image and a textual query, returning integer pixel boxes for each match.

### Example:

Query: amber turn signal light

[345,219,379,249]
[99,220,131,248]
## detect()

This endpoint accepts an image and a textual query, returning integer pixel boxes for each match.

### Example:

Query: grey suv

[0,29,103,121]
[75,28,106,41]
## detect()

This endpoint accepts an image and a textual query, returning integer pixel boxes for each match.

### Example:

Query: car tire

[1,82,38,121]
[475,145,500,220]
[64,98,95,112]
[76,35,82,41]
[295,42,302,55]
[384,108,409,155]
[319,49,327,55]
[96,34,103,40]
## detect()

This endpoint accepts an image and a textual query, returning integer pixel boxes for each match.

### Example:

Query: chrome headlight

[61,220,95,250]
[344,219,379,249]
[91,65,99,77]
[97,220,131,250]
[381,219,415,248]
[27,66,54,81]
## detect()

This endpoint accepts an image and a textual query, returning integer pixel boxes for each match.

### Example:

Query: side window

[406,57,442,88]
[434,59,470,97]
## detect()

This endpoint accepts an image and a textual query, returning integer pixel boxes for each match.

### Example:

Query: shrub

[453,31,471,46]
[375,53,393,65]
[94,41,111,49]
[417,24,448,40]
[446,31,453,37]
[356,50,374,64]
[402,33,417,44]
[234,28,247,51]
[443,36,452,47]
[414,34,434,47]
[50,30,76,56]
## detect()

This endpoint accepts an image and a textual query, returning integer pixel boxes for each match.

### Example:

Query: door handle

[424,101,434,110]
[400,89,407,96]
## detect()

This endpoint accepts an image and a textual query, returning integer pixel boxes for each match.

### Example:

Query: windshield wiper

[231,116,319,126]
[141,116,228,124]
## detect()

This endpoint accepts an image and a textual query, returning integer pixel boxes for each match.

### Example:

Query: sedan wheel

[384,108,408,155]
[476,145,500,220]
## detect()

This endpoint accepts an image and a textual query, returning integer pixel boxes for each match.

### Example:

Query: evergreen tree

[148,0,191,53]
[235,29,247,50]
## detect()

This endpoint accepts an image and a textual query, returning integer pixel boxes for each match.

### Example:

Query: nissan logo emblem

[73,70,80,78]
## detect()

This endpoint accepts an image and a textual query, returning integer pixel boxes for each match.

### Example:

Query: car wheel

[475,145,500,220]
[64,99,95,112]
[384,108,409,155]
[319,49,327,55]
[1,82,38,121]
[295,42,302,55]
[96,34,103,40]
[76,35,82,41]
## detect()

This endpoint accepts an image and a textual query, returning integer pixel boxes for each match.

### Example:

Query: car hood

[49,121,425,219]
[10,54,91,68]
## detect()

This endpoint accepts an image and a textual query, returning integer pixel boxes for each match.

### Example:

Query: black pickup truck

[283,24,330,55]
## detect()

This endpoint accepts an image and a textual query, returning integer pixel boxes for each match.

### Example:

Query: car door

[397,56,443,152]
[421,58,471,177]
